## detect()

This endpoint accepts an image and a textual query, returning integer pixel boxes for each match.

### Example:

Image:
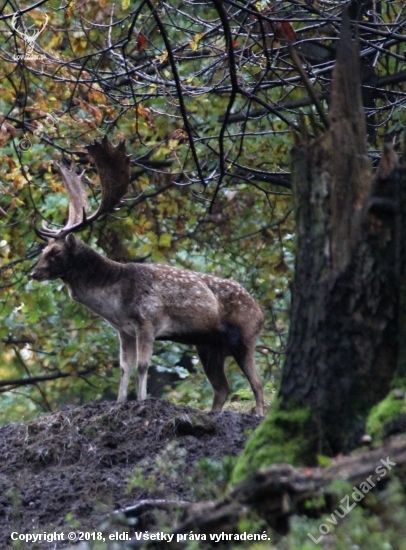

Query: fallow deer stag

[32,136,264,415]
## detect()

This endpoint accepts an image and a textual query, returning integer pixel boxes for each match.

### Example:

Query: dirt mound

[0,399,261,548]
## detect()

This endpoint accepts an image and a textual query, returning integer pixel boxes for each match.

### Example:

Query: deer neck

[62,242,122,302]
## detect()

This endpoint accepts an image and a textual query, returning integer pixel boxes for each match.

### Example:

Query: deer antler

[35,136,131,240]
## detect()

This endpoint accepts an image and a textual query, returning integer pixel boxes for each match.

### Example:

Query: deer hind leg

[196,344,229,412]
[228,335,264,416]
[118,331,137,403]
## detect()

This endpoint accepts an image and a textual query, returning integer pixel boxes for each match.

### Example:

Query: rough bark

[279,10,406,454]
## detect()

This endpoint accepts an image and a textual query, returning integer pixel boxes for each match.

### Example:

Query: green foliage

[186,455,238,500]
[83,478,406,550]
[167,367,215,410]
[35,475,406,550]
[285,476,406,550]
[127,440,186,495]
[127,439,234,501]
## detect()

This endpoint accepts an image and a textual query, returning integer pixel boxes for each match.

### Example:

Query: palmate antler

[35,136,131,240]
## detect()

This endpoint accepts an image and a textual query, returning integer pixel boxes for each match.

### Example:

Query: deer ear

[65,233,76,249]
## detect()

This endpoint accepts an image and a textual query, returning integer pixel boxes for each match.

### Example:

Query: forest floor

[0,399,261,549]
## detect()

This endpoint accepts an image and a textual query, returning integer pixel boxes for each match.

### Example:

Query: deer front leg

[118,331,137,403]
[136,325,154,401]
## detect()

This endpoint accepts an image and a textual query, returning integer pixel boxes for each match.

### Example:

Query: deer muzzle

[31,267,47,281]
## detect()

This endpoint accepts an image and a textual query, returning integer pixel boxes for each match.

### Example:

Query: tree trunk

[280,11,406,455]
[233,11,406,481]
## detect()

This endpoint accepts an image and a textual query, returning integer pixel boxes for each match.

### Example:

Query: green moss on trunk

[366,388,406,442]
[231,403,314,485]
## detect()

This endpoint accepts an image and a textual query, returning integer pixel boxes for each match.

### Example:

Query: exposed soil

[0,399,261,549]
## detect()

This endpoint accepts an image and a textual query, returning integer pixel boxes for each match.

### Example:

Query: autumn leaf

[171,129,188,142]
[274,21,296,43]
[82,119,98,130]
[88,90,106,104]
[0,120,16,139]
[157,50,168,64]
[137,33,147,52]
[8,197,24,211]
[135,104,155,130]
[0,124,13,145]
[71,33,87,56]
[189,33,204,52]
[159,233,172,248]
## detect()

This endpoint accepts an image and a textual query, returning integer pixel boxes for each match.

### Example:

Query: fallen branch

[123,435,406,548]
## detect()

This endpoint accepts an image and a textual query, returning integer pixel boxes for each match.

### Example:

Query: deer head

[34,136,131,242]
[11,12,49,54]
